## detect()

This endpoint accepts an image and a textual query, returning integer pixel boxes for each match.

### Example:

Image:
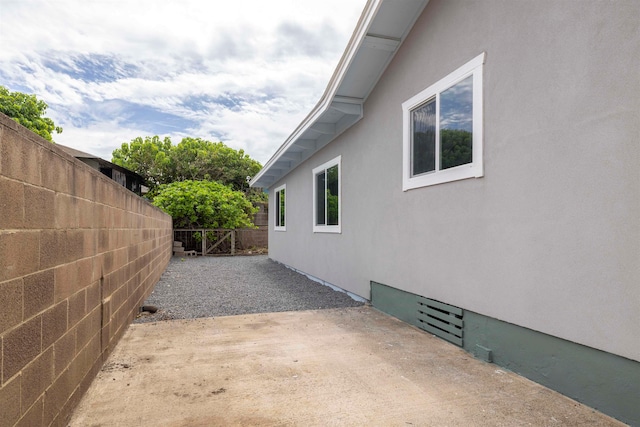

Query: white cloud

[0,0,368,165]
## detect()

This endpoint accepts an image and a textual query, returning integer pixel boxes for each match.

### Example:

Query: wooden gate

[173,229,236,256]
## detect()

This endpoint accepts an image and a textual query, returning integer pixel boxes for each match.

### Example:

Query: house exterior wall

[0,113,173,426]
[268,0,639,366]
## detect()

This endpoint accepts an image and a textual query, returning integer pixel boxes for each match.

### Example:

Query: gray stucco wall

[267,0,640,363]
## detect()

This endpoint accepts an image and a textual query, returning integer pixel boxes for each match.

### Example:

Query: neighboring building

[251,0,640,424]
[58,144,147,195]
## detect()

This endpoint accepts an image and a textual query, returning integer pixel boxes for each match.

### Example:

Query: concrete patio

[68,306,624,426]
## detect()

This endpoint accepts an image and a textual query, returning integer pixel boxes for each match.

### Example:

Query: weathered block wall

[239,202,268,249]
[236,228,268,249]
[0,113,173,427]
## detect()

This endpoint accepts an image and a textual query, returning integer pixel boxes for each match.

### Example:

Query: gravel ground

[134,255,365,323]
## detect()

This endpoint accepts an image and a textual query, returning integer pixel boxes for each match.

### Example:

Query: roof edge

[251,0,428,188]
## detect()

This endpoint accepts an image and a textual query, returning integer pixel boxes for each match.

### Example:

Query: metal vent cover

[416,297,463,346]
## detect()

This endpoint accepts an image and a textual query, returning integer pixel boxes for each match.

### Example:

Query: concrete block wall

[238,202,268,249]
[253,202,268,227]
[236,227,268,249]
[0,113,173,427]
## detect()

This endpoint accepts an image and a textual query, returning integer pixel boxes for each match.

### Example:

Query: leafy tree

[112,136,263,192]
[171,137,262,191]
[111,136,174,187]
[152,180,257,229]
[0,85,62,141]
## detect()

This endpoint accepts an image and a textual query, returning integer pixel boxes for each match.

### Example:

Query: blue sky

[0,0,367,164]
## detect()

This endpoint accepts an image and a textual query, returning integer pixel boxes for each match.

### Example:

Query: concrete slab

[69,307,625,426]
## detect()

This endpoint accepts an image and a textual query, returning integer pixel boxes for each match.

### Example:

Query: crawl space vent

[416,296,463,346]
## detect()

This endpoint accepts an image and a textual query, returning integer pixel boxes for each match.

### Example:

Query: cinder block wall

[238,202,268,249]
[0,113,173,427]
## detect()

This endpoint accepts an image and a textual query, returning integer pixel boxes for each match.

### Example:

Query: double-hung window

[312,155,341,233]
[274,184,286,231]
[402,53,485,190]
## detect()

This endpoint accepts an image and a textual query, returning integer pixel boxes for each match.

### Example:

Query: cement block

[74,257,93,291]
[54,263,77,303]
[24,185,55,229]
[0,278,23,334]
[0,125,42,186]
[85,281,101,312]
[15,397,43,427]
[77,199,94,229]
[100,273,114,300]
[0,177,24,229]
[53,329,75,377]
[83,230,99,259]
[112,247,126,269]
[43,367,73,426]
[98,229,110,253]
[76,307,100,350]
[93,203,105,229]
[66,166,81,198]
[42,301,67,350]
[67,290,86,328]
[0,375,21,425]
[65,230,86,265]
[54,194,79,229]
[3,315,42,381]
[90,255,102,283]
[0,231,39,282]
[23,269,55,319]
[72,333,100,389]
[40,230,68,271]
[83,174,97,201]
[111,284,128,314]
[100,251,116,276]
[40,150,70,194]
[21,347,53,415]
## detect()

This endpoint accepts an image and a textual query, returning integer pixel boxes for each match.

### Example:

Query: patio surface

[68,306,624,426]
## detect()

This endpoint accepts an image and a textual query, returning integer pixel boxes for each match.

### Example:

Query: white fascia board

[250,0,381,189]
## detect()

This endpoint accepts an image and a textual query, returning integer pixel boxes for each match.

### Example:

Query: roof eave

[251,0,429,189]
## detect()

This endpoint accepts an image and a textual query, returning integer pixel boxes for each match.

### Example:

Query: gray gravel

[134,255,365,323]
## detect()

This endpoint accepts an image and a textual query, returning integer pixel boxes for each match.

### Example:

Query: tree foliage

[113,136,266,229]
[441,129,472,169]
[111,136,173,187]
[152,180,257,229]
[111,136,262,192]
[172,137,262,191]
[0,85,62,142]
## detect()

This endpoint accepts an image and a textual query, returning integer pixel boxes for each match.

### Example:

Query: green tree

[0,85,62,141]
[171,137,262,192]
[111,136,174,187]
[152,180,257,229]
[111,136,263,193]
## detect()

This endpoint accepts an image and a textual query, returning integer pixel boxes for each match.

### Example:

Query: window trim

[312,155,341,234]
[402,52,485,191]
[274,184,286,231]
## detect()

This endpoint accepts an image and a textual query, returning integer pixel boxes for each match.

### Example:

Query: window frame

[274,184,286,231]
[312,155,341,234]
[402,52,485,191]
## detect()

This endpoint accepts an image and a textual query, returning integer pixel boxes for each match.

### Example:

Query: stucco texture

[267,0,640,363]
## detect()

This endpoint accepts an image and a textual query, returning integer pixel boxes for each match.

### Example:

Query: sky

[0,0,368,164]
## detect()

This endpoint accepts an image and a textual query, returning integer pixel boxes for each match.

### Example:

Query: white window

[312,156,341,233]
[402,53,485,191]
[274,184,286,231]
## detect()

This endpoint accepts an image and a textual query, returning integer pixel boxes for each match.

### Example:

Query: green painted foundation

[371,281,640,426]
